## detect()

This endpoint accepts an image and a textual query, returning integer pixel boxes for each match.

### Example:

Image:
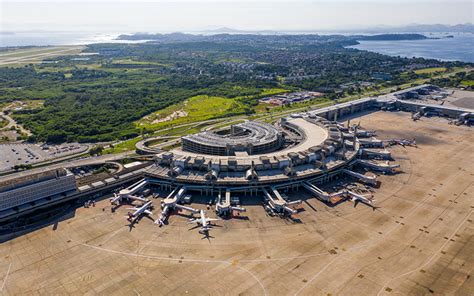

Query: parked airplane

[412,112,422,121]
[188,209,221,234]
[126,201,153,224]
[346,190,378,210]
[155,187,200,227]
[386,138,417,147]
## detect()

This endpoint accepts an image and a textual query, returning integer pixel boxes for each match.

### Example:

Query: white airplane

[126,200,153,224]
[345,190,378,210]
[188,209,221,233]
[386,138,417,147]
[110,192,148,206]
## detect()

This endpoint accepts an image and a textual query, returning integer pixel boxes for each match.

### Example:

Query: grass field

[136,95,247,130]
[254,96,332,115]
[461,80,474,87]
[414,67,447,74]
[0,116,7,129]
[103,138,142,154]
[258,87,289,96]
[111,59,168,67]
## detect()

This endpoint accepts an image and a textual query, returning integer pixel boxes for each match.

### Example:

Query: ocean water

[348,33,474,63]
[0,31,144,47]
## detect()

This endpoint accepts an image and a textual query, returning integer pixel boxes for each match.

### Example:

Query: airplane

[110,192,148,206]
[126,200,153,224]
[345,190,378,210]
[412,112,422,121]
[154,204,170,227]
[188,209,221,234]
[386,138,417,147]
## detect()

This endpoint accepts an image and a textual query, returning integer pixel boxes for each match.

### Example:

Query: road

[0,112,32,136]
[0,104,33,141]
[0,151,134,182]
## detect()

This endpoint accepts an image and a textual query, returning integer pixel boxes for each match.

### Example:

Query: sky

[1,0,473,33]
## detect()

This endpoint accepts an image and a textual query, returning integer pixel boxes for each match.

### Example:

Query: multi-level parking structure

[181,121,283,156]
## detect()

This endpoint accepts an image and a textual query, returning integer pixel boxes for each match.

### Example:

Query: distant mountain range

[198,24,474,34]
[360,23,474,34]
[194,27,281,35]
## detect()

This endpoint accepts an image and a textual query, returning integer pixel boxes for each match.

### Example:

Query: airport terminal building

[0,169,77,218]
[1,86,473,224]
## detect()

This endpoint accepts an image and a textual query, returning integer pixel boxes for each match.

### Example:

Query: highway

[0,151,134,182]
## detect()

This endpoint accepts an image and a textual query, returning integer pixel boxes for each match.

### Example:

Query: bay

[348,33,474,63]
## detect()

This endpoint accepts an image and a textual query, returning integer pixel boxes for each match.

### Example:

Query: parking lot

[0,143,88,171]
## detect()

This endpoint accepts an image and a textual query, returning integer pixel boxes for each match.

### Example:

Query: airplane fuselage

[128,201,153,222]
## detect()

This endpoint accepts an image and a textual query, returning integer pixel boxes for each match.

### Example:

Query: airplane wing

[144,210,153,215]
[206,218,220,222]
[187,219,198,224]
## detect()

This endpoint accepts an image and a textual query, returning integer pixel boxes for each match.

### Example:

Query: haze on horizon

[1,0,473,33]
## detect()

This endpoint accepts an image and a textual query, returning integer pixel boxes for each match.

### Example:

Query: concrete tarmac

[0,111,472,295]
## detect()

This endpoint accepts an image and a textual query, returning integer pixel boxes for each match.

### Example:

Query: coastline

[347,33,474,63]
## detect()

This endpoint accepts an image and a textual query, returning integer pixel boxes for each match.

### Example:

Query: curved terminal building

[147,114,357,191]
[182,121,283,156]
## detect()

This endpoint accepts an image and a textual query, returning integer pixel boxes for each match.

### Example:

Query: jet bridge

[358,148,391,160]
[303,181,374,207]
[262,187,301,215]
[341,169,378,186]
[357,138,384,148]
[119,179,148,197]
[356,159,400,174]
[155,186,199,226]
[302,182,340,202]
[354,129,377,138]
[215,189,246,217]
[111,179,149,205]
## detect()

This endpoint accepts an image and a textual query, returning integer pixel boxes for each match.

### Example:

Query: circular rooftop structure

[182,121,283,156]
[148,115,356,188]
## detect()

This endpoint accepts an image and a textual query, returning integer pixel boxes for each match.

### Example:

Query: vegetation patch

[108,59,169,68]
[0,116,7,129]
[137,95,247,131]
[460,80,474,86]
[414,67,447,74]
[103,137,141,154]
